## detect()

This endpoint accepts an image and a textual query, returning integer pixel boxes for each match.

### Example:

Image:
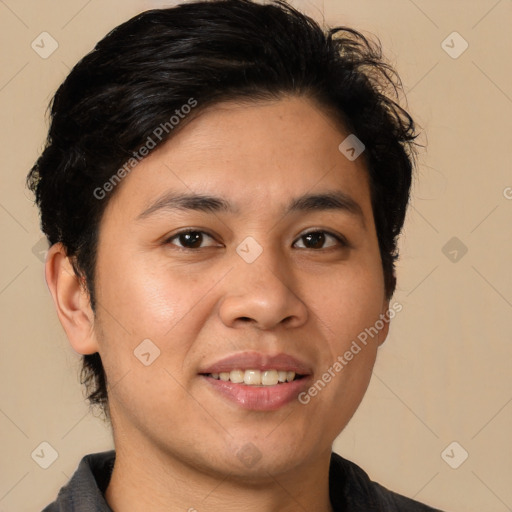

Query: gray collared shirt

[41,450,445,511]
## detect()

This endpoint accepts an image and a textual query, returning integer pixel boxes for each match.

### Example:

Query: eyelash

[163,229,349,251]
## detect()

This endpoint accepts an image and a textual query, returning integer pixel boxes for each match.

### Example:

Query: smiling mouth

[201,369,306,386]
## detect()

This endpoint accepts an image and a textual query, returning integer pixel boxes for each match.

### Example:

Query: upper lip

[199,351,313,375]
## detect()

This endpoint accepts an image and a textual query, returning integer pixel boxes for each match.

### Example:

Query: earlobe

[45,243,100,355]
[377,298,391,347]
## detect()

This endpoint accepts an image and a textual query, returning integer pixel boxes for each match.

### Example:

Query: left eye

[294,231,347,250]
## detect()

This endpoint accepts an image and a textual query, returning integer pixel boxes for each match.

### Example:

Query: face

[75,96,389,479]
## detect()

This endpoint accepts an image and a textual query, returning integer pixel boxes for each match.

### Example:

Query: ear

[376,297,391,347]
[45,243,100,355]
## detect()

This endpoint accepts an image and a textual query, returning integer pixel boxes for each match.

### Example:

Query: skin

[46,95,390,512]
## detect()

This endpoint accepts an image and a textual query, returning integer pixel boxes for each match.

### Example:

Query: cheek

[92,253,221,412]
[306,257,385,407]
[93,266,211,436]
[95,249,215,337]
[315,257,386,343]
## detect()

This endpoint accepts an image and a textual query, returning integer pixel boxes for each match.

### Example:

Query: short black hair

[27,0,420,421]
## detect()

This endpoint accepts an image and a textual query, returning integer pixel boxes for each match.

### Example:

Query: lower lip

[201,375,312,411]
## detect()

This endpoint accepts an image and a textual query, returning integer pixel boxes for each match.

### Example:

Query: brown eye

[294,230,348,250]
[165,230,217,249]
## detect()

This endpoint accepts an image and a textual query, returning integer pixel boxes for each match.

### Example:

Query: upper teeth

[209,369,297,385]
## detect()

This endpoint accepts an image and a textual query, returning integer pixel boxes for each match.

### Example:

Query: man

[28,0,445,510]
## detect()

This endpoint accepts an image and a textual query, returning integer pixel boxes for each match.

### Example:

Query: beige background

[1,0,511,510]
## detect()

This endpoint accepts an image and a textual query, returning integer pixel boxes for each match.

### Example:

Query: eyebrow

[136,190,365,226]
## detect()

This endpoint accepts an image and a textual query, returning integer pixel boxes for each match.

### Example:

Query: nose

[218,246,308,331]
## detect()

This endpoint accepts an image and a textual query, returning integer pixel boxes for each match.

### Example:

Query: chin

[223,436,311,476]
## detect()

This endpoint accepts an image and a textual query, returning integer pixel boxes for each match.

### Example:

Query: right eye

[164,230,220,250]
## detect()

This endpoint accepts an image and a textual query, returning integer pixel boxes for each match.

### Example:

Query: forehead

[102,96,372,223]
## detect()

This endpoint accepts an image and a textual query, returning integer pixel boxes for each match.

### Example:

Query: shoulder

[41,450,115,512]
[329,451,446,512]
